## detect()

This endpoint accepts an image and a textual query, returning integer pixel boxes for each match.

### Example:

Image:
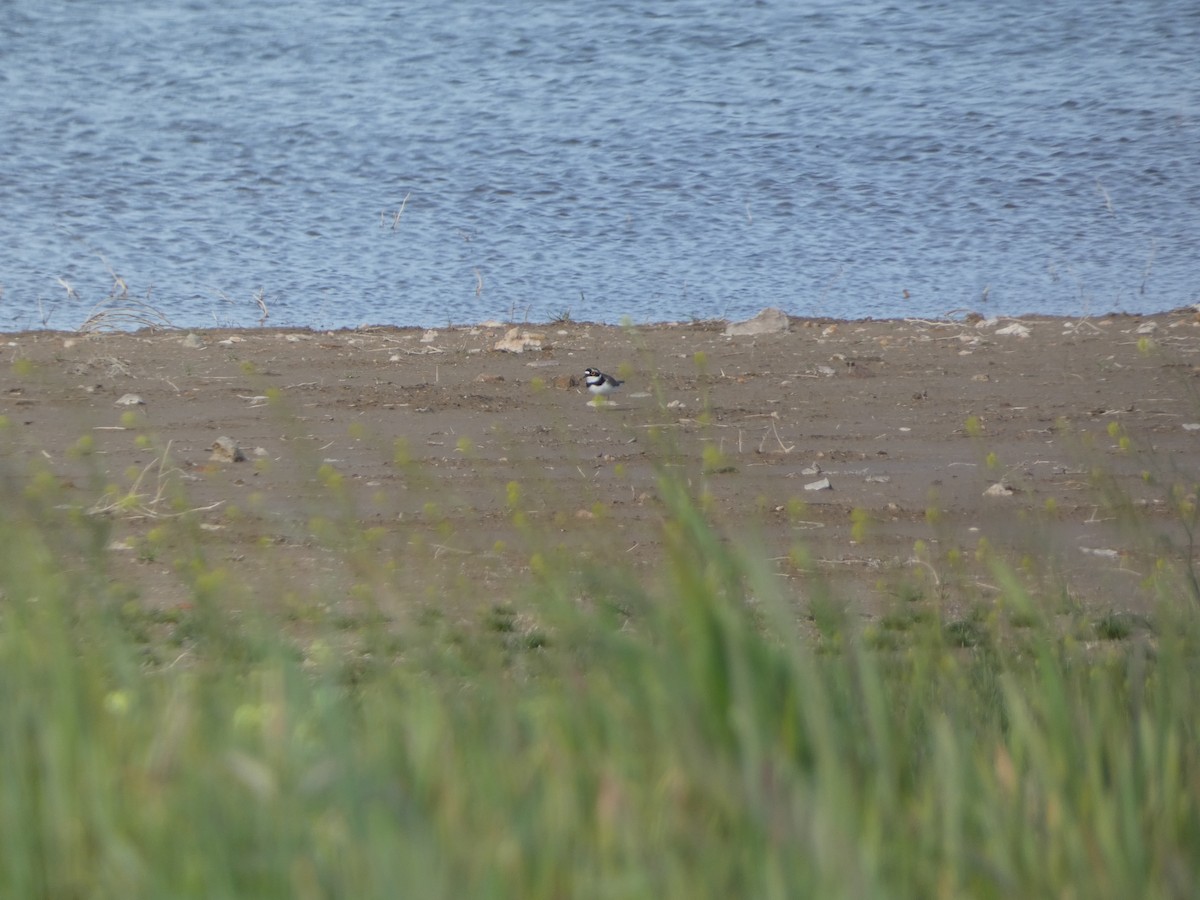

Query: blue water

[2,1,1198,330]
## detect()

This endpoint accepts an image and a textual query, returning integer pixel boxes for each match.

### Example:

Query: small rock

[865,475,891,483]
[804,477,832,491]
[1183,423,1200,432]
[114,393,145,406]
[995,322,1030,338]
[724,307,790,336]
[493,327,544,353]
[474,373,505,383]
[210,436,246,463]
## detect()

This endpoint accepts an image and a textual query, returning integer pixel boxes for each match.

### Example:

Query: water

[2,0,1197,330]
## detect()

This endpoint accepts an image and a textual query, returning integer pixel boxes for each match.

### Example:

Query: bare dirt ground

[3,309,1199,627]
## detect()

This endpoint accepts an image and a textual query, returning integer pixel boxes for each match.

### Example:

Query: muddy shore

[3,309,1198,625]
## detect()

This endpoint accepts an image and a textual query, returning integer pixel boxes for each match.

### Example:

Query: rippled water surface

[2,1,1198,329]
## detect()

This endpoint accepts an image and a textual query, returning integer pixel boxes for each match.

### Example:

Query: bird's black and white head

[583,366,623,396]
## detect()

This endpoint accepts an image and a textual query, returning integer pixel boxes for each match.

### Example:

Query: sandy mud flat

[3,309,1198,624]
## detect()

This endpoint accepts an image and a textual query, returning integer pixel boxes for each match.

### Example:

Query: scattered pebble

[995,323,1030,338]
[493,327,544,353]
[724,307,789,336]
[804,477,832,491]
[210,436,246,463]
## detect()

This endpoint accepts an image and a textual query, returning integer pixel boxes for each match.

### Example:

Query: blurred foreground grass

[2,423,1199,899]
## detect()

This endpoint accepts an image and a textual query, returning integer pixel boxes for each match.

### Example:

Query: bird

[583,366,623,399]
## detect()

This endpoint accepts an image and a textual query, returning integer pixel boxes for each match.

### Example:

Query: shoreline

[6,302,1199,341]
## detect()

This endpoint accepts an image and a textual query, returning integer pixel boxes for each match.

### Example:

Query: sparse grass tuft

[75,267,177,332]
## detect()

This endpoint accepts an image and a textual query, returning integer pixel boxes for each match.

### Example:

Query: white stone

[493,327,544,353]
[994,323,1030,337]
[724,307,790,336]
